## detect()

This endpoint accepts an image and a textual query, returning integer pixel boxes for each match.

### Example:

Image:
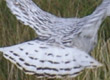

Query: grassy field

[0,0,110,80]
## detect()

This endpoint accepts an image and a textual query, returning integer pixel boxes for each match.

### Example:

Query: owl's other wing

[0,40,102,78]
[6,0,59,39]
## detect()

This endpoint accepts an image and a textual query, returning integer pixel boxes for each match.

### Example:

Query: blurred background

[0,0,110,80]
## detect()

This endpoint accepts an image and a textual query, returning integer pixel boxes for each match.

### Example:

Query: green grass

[0,0,110,80]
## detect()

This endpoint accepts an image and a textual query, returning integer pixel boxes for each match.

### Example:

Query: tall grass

[0,0,110,80]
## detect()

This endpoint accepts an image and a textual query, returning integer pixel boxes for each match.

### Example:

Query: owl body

[0,0,110,78]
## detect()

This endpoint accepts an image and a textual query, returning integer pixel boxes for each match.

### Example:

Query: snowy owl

[0,0,110,78]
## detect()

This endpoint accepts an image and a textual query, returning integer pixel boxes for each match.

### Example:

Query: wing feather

[6,0,58,38]
[5,0,83,40]
[0,40,102,78]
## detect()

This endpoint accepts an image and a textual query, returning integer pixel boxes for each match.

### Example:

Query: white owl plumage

[0,40,102,78]
[0,0,110,78]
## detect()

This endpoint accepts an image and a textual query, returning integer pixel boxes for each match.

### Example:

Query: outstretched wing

[6,0,58,39]
[5,0,87,42]
[0,40,102,78]
[5,0,83,40]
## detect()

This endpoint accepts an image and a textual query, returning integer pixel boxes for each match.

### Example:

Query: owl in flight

[0,0,110,78]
